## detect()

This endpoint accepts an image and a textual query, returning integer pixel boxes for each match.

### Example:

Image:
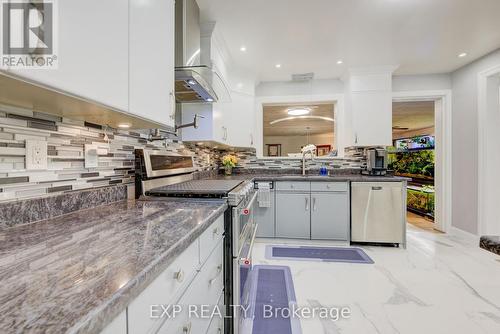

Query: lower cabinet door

[275,193,310,239]
[206,293,224,334]
[311,192,349,240]
[158,241,224,334]
[255,191,275,238]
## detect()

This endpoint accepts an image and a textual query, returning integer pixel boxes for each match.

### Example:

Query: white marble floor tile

[252,225,500,334]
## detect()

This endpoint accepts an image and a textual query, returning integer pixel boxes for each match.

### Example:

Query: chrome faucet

[301,145,316,176]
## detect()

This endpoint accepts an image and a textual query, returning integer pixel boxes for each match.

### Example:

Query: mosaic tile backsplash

[0,105,367,203]
[226,146,367,170]
[0,106,221,202]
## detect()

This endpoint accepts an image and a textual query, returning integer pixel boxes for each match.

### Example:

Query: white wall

[393,74,452,92]
[451,48,500,234]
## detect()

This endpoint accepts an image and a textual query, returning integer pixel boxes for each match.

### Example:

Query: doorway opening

[390,101,440,233]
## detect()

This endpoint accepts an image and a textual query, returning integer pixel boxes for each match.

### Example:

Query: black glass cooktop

[146,180,244,198]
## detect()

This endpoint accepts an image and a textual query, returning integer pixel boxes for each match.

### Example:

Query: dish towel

[257,182,271,208]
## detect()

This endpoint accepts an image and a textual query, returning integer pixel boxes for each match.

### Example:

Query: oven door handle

[240,191,258,215]
[240,224,259,262]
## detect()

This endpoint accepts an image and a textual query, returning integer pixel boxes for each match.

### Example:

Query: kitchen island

[0,198,227,334]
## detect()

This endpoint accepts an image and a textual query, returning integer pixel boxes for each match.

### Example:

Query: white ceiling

[196,0,500,82]
[393,101,435,131]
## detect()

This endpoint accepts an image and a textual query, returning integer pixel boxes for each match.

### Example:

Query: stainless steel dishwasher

[351,182,406,247]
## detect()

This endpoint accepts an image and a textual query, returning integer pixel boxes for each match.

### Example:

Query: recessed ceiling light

[187,79,197,85]
[118,123,130,129]
[206,98,214,102]
[337,60,343,65]
[288,108,310,116]
[458,52,467,58]
[275,64,281,68]
[240,46,247,52]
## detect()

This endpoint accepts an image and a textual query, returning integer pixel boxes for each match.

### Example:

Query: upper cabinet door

[8,0,129,111]
[129,0,175,127]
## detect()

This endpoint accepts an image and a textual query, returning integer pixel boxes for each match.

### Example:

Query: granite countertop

[0,198,227,334]
[210,172,410,183]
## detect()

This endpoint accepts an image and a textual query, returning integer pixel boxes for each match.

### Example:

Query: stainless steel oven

[231,185,258,334]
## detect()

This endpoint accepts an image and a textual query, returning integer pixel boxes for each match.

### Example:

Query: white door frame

[254,94,345,158]
[392,90,453,233]
[477,65,500,236]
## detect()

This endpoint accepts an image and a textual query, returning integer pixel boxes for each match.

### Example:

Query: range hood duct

[175,0,229,103]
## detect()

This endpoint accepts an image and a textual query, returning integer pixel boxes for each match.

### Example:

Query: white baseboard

[449,226,480,241]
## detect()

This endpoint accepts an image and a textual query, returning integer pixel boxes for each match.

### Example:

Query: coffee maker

[362,148,388,176]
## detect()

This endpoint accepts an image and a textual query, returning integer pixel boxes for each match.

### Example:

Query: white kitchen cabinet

[9,0,129,111]
[181,91,256,148]
[158,241,223,334]
[350,91,393,146]
[123,216,224,334]
[127,239,200,334]
[275,181,350,241]
[129,0,175,127]
[344,68,395,147]
[255,184,275,238]
[311,192,349,240]
[276,192,311,239]
[225,91,256,147]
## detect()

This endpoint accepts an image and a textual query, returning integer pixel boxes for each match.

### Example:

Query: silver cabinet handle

[173,269,184,283]
[182,322,192,334]
[372,186,383,191]
[169,91,175,120]
[313,197,316,211]
[209,265,223,285]
[355,133,358,144]
[305,197,309,211]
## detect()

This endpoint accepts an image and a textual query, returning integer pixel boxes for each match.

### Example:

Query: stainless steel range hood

[175,0,229,103]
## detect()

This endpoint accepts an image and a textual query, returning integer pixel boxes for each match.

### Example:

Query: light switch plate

[26,140,48,170]
[84,144,99,168]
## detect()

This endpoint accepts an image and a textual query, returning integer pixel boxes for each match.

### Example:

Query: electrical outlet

[26,140,48,170]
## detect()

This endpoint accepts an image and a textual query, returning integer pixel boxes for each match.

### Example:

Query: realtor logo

[1,0,58,69]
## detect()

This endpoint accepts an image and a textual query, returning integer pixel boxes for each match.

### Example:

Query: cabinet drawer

[311,182,348,192]
[206,293,224,334]
[128,240,200,334]
[158,241,224,334]
[199,216,224,264]
[275,181,310,192]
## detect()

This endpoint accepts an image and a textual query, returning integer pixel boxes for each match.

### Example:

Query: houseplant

[221,154,238,175]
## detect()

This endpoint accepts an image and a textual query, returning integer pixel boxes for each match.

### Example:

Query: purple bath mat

[243,265,301,334]
[265,245,374,264]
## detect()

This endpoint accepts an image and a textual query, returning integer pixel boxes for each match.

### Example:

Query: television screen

[395,135,435,151]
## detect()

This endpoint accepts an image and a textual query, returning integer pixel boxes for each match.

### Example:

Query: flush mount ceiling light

[287,108,311,116]
[275,64,281,68]
[458,52,468,58]
[240,46,247,52]
[118,123,131,129]
[336,60,343,65]
[270,115,335,125]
